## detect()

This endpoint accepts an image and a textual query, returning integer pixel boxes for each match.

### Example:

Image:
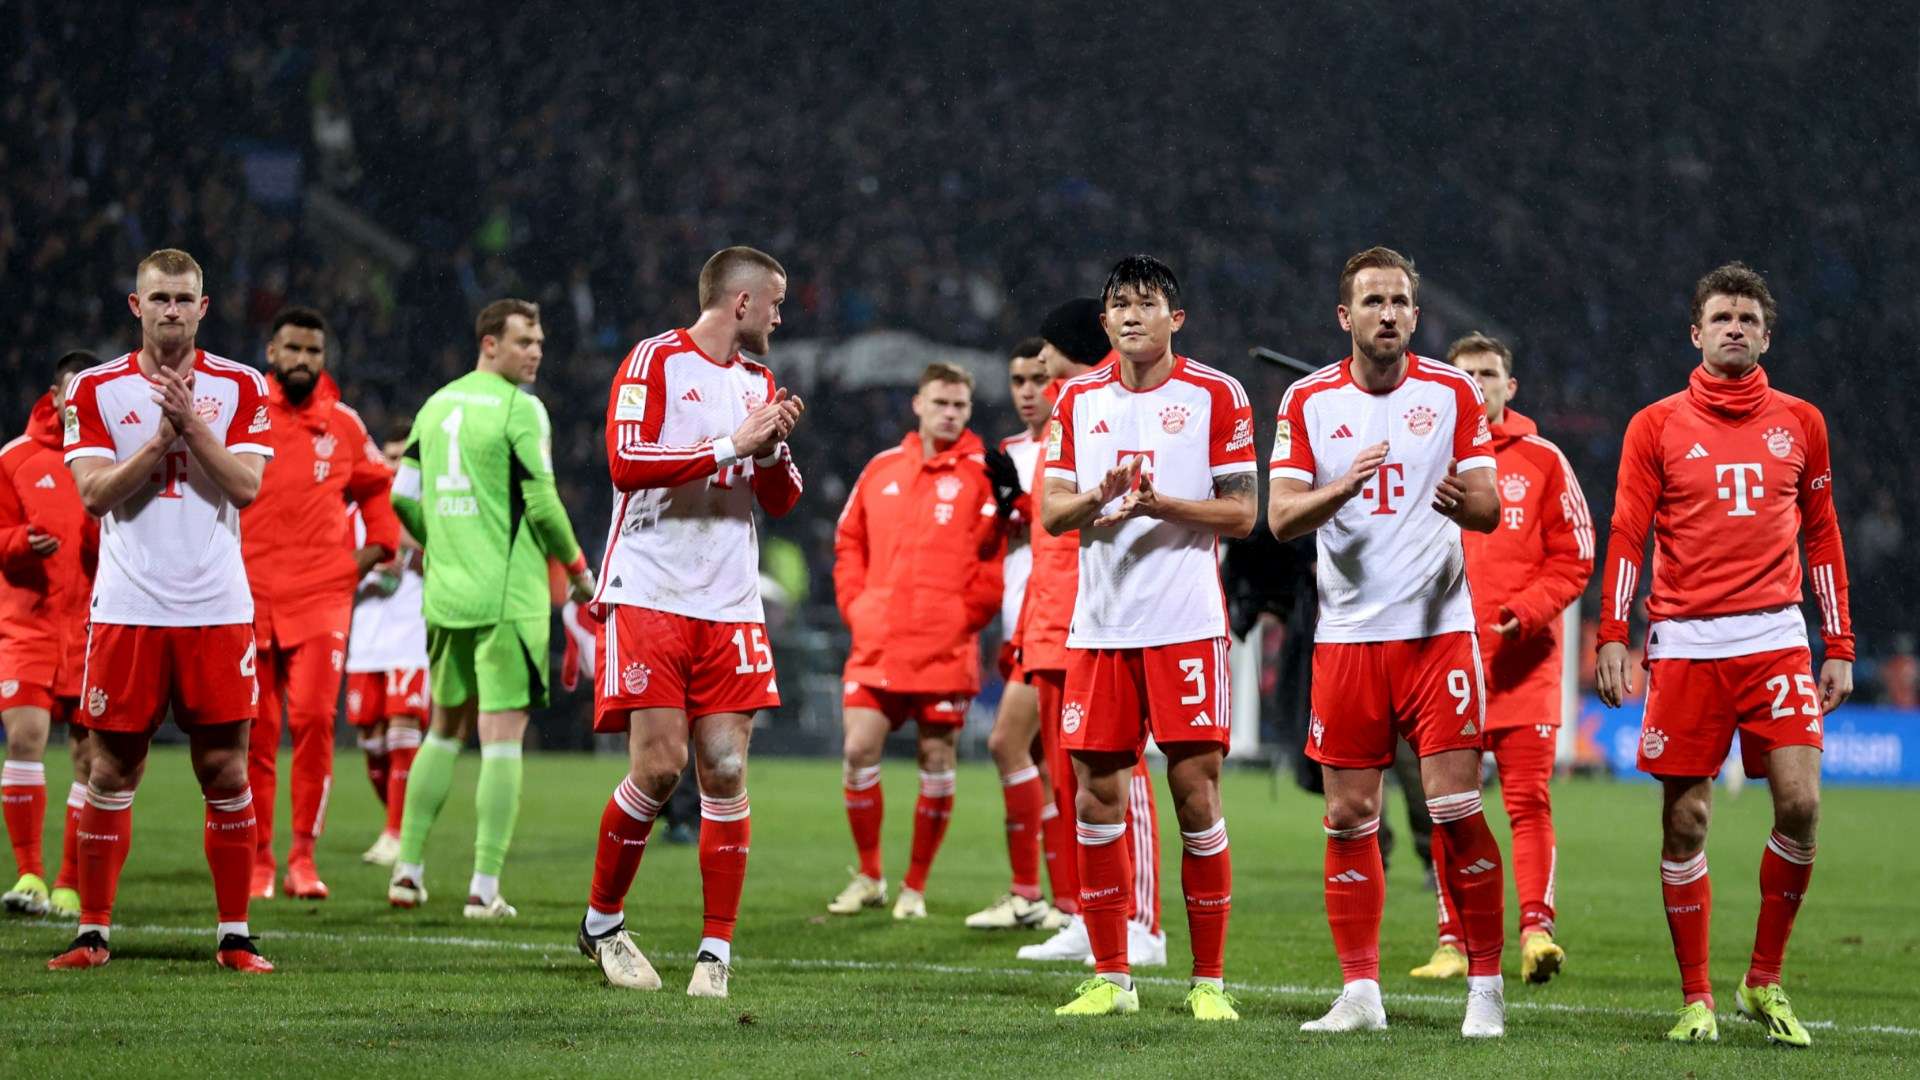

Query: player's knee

[1073,784,1124,825]
[698,749,747,796]
[985,726,1018,768]
[1662,801,1711,852]
[1325,792,1380,831]
[1773,791,1819,840]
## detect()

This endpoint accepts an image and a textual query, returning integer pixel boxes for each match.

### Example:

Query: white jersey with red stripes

[345,504,428,673]
[593,328,803,624]
[1043,355,1256,649]
[998,427,1043,633]
[1268,354,1494,643]
[63,350,274,626]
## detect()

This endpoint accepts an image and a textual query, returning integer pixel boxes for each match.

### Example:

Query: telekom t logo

[1714,462,1764,517]
[1502,507,1525,530]
[1361,462,1405,516]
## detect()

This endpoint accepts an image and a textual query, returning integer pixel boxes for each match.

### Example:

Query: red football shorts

[842,682,970,730]
[344,668,430,727]
[1639,646,1822,779]
[1308,631,1486,769]
[79,622,259,732]
[1060,637,1231,754]
[594,606,780,730]
[0,678,58,713]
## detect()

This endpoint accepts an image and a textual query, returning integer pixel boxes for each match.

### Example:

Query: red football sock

[1126,765,1162,934]
[53,782,84,891]
[1077,819,1131,976]
[2,760,47,877]
[1430,825,1463,944]
[203,787,256,924]
[1498,739,1559,934]
[287,708,334,859]
[1323,816,1385,983]
[698,792,751,943]
[1429,792,1507,978]
[76,786,135,928]
[1180,819,1231,980]
[588,777,660,916]
[1747,831,1814,987]
[1039,801,1078,914]
[1660,851,1713,1004]
[843,765,884,880]
[901,770,955,894]
[360,732,390,805]
[249,661,283,869]
[384,730,420,837]
[1000,766,1045,900]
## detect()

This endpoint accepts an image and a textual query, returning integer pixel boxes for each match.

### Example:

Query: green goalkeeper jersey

[391,369,584,628]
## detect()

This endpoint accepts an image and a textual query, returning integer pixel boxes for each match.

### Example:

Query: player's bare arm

[1267,440,1388,541]
[151,366,267,506]
[1093,469,1256,537]
[1432,465,1498,533]
[69,423,178,516]
[1039,457,1136,535]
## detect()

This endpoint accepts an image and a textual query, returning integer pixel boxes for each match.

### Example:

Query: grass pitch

[1,748,1915,1078]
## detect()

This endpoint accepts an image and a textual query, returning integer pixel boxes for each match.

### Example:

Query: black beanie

[1039,298,1109,368]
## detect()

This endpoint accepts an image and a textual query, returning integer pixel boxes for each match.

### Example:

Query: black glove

[983,447,1022,520]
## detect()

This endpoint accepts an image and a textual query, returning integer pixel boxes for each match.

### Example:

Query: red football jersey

[1598,365,1851,661]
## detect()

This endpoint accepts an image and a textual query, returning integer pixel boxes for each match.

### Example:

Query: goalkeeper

[386,299,595,918]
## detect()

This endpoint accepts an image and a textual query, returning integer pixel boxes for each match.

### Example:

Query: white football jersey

[345,504,428,672]
[998,427,1043,634]
[63,350,274,626]
[1044,356,1256,648]
[593,329,803,624]
[1269,354,1494,643]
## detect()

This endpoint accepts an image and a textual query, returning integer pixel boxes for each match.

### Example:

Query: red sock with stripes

[360,733,390,804]
[1000,766,1045,900]
[203,787,256,925]
[2,761,47,877]
[1429,791,1507,978]
[698,792,751,943]
[1661,850,1713,1005]
[1039,801,1078,914]
[53,782,84,891]
[384,728,420,837]
[1077,819,1131,978]
[588,777,662,919]
[1323,816,1385,983]
[1180,818,1231,980]
[1430,825,1463,945]
[76,786,135,931]
[1747,831,1814,987]
[902,770,954,894]
[1127,766,1163,935]
[843,765,884,880]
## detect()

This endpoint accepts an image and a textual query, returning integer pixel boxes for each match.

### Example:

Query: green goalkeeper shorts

[426,617,550,712]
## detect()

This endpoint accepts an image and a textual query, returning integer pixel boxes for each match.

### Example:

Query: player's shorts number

[1766,673,1819,719]
[1447,668,1471,714]
[731,626,772,675]
[240,640,259,706]
[1178,658,1206,705]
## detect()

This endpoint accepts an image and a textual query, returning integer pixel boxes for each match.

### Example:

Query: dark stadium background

[3,2,1913,748]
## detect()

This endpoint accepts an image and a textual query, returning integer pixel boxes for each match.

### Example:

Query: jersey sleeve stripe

[1456,454,1496,473]
[1180,361,1250,407]
[1043,466,1076,484]
[229,442,274,458]
[63,446,116,463]
[1210,460,1258,478]
[1277,364,1347,414]
[1524,434,1596,561]
[1269,465,1313,484]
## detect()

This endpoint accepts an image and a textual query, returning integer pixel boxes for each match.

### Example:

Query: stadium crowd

[1,2,1911,692]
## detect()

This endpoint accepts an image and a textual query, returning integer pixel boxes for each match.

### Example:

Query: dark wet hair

[1102,254,1181,310]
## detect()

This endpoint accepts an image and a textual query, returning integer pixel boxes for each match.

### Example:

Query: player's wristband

[565,554,589,576]
[754,441,785,466]
[711,436,739,468]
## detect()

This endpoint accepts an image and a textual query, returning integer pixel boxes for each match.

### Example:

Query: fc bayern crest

[1060,701,1085,734]
[1640,726,1667,760]
[743,390,765,411]
[194,395,224,424]
[1763,426,1794,459]
[1310,713,1324,747]
[622,662,651,695]
[0,680,17,699]
[1500,473,1531,502]
[313,433,338,459]
[1403,405,1436,437]
[87,688,107,717]
[346,690,363,715]
[1159,405,1190,434]
[935,475,964,501]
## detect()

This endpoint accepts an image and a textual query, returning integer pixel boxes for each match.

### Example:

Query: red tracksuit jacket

[0,393,97,698]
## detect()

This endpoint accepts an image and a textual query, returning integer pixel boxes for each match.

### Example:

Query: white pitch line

[56,923,1919,1040]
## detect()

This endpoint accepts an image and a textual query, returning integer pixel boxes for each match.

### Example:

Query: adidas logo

[1090,420,1110,434]
[881,481,901,495]
[1459,721,1477,736]
[118,410,140,425]
[682,387,704,402]
[1805,717,1820,734]
[1459,858,1498,876]
[1189,711,1213,727]
[1328,869,1369,883]
[1685,443,1708,460]
[34,474,55,489]
[1330,424,1354,439]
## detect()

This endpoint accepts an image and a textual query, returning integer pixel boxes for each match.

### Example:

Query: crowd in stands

[2,2,1912,698]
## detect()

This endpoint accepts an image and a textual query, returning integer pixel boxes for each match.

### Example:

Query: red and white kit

[1,392,98,892]
[1435,407,1594,942]
[61,348,272,938]
[344,503,429,839]
[591,329,802,726]
[1270,352,1510,985]
[1047,354,1253,981]
[583,327,803,958]
[1270,354,1495,766]
[1599,365,1852,779]
[998,427,1043,670]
